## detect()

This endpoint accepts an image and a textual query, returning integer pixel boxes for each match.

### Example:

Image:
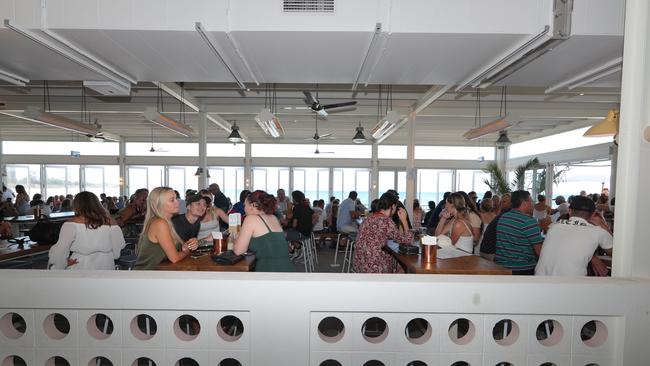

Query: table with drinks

[385,239,512,275]
[0,237,50,263]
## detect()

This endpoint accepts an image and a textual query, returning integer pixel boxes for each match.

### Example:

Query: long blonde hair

[140,187,183,246]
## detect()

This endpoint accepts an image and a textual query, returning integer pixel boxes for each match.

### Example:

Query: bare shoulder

[108,217,119,226]
[69,216,84,224]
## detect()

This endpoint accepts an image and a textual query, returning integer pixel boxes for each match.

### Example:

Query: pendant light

[352,122,366,144]
[228,120,243,144]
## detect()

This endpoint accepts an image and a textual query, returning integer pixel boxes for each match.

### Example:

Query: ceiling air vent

[283,0,334,13]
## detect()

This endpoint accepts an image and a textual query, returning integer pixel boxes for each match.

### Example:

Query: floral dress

[352,214,414,273]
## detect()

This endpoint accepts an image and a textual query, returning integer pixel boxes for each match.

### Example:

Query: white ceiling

[0,0,624,147]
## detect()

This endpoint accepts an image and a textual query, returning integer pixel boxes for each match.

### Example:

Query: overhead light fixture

[371,110,401,140]
[0,68,29,87]
[584,109,619,137]
[351,22,383,91]
[144,107,194,137]
[22,106,101,135]
[228,121,244,144]
[455,0,572,91]
[495,131,512,149]
[464,116,512,140]
[254,108,284,138]
[195,22,247,90]
[545,57,623,94]
[352,122,366,144]
[194,167,204,177]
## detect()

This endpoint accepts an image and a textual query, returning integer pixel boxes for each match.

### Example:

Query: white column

[609,143,618,199]
[371,142,379,200]
[0,138,4,186]
[244,141,252,190]
[405,111,416,220]
[544,163,554,200]
[496,146,508,179]
[119,139,126,197]
[612,0,650,277]
[198,110,208,188]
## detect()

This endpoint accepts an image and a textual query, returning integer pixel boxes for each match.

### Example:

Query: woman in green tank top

[233,190,293,272]
[135,187,199,270]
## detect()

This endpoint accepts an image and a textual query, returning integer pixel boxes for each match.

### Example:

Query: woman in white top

[435,193,475,253]
[533,194,551,220]
[14,185,30,215]
[48,191,126,270]
[197,190,229,240]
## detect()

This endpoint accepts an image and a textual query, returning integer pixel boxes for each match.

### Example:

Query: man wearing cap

[551,195,570,221]
[535,196,613,276]
[172,194,207,243]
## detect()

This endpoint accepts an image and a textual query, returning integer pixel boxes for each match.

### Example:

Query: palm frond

[511,158,539,191]
[482,162,511,195]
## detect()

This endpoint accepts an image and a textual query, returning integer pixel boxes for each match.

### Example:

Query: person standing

[209,183,231,213]
[495,190,544,275]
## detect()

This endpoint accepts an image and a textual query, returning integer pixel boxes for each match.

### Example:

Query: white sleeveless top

[450,219,474,253]
[198,217,220,239]
[532,209,548,220]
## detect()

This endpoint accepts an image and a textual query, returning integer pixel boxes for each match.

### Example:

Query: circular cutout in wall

[362,361,385,366]
[494,363,513,366]
[131,358,157,366]
[174,315,200,341]
[580,320,608,348]
[362,317,388,344]
[43,313,70,340]
[45,356,70,366]
[218,359,242,366]
[492,319,519,346]
[448,318,475,345]
[406,361,427,366]
[130,314,157,341]
[317,316,345,343]
[451,362,471,366]
[1,355,27,366]
[88,356,113,366]
[217,315,244,342]
[87,314,114,340]
[319,360,342,366]
[535,319,563,347]
[539,363,558,366]
[175,358,199,366]
[405,318,431,345]
[0,313,26,339]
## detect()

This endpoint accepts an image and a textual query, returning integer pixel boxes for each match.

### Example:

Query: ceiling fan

[313,140,334,155]
[304,116,335,142]
[148,127,168,153]
[302,90,357,117]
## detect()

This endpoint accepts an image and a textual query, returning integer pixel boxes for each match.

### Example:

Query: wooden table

[0,241,51,263]
[156,252,256,272]
[387,244,512,275]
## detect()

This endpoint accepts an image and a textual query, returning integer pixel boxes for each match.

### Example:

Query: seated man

[172,194,207,245]
[535,196,613,276]
[337,191,359,235]
[116,188,148,227]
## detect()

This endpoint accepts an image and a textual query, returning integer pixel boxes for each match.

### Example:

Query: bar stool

[341,238,355,273]
[330,232,349,267]
[309,232,320,266]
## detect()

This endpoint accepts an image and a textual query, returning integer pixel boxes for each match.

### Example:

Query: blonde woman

[134,187,199,270]
[197,189,229,241]
[435,193,474,253]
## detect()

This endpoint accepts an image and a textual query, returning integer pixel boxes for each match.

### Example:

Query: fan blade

[322,101,357,110]
[321,136,336,140]
[303,91,318,105]
[319,133,334,138]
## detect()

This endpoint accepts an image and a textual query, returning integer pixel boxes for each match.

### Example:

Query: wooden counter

[156,252,256,272]
[387,244,511,275]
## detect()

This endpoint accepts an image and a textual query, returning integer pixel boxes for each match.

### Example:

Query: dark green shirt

[495,209,543,270]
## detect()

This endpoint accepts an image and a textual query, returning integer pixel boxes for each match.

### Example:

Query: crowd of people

[1,180,615,276]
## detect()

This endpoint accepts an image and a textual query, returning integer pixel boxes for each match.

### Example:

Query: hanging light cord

[474,88,482,127]
[180,82,186,124]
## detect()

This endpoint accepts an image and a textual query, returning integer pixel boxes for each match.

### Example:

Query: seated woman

[533,194,551,221]
[435,193,474,253]
[14,185,30,216]
[197,190,230,242]
[233,190,293,272]
[135,187,199,270]
[352,194,413,273]
[48,191,126,270]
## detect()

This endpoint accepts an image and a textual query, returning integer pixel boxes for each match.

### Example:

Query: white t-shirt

[535,217,613,276]
[312,207,325,231]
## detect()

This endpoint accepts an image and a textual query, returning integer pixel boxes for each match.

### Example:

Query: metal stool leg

[330,233,344,267]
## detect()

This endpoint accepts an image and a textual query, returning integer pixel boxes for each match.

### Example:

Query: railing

[1,270,649,366]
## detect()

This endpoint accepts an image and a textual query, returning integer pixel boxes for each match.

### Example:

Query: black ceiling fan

[304,116,335,142]
[302,90,357,117]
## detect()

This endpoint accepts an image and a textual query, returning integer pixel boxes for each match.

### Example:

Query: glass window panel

[439,171,453,198]
[167,166,198,194]
[415,146,494,160]
[45,165,80,197]
[378,171,395,193]
[552,161,611,201]
[252,144,371,159]
[2,141,118,156]
[207,143,245,157]
[279,169,290,193]
[253,169,267,191]
[397,171,407,199]
[5,164,41,198]
[219,167,244,204]
[417,169,453,204]
[333,169,343,200]
[355,170,370,206]
[125,142,198,157]
[318,169,329,201]
[378,145,407,159]
[127,166,164,195]
[510,127,612,159]
[266,168,279,193]
[304,169,318,201]
[293,169,305,193]
[472,171,491,196]
[82,165,120,197]
[208,168,225,189]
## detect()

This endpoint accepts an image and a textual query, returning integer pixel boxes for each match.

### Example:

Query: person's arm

[110,225,127,259]
[385,208,414,244]
[214,207,229,223]
[116,205,134,226]
[435,210,453,236]
[311,211,320,225]
[150,219,191,263]
[48,222,75,269]
[533,243,542,257]
[590,255,609,276]
[450,220,463,245]
[233,215,256,255]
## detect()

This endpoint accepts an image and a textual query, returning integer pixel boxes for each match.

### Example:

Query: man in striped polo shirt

[495,190,544,275]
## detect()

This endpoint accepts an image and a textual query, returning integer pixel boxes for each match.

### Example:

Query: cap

[554,195,566,203]
[569,196,595,213]
[186,189,198,196]
[185,194,203,206]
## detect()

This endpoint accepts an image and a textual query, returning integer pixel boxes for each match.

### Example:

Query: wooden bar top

[387,244,511,275]
[156,252,256,272]
[0,241,51,263]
